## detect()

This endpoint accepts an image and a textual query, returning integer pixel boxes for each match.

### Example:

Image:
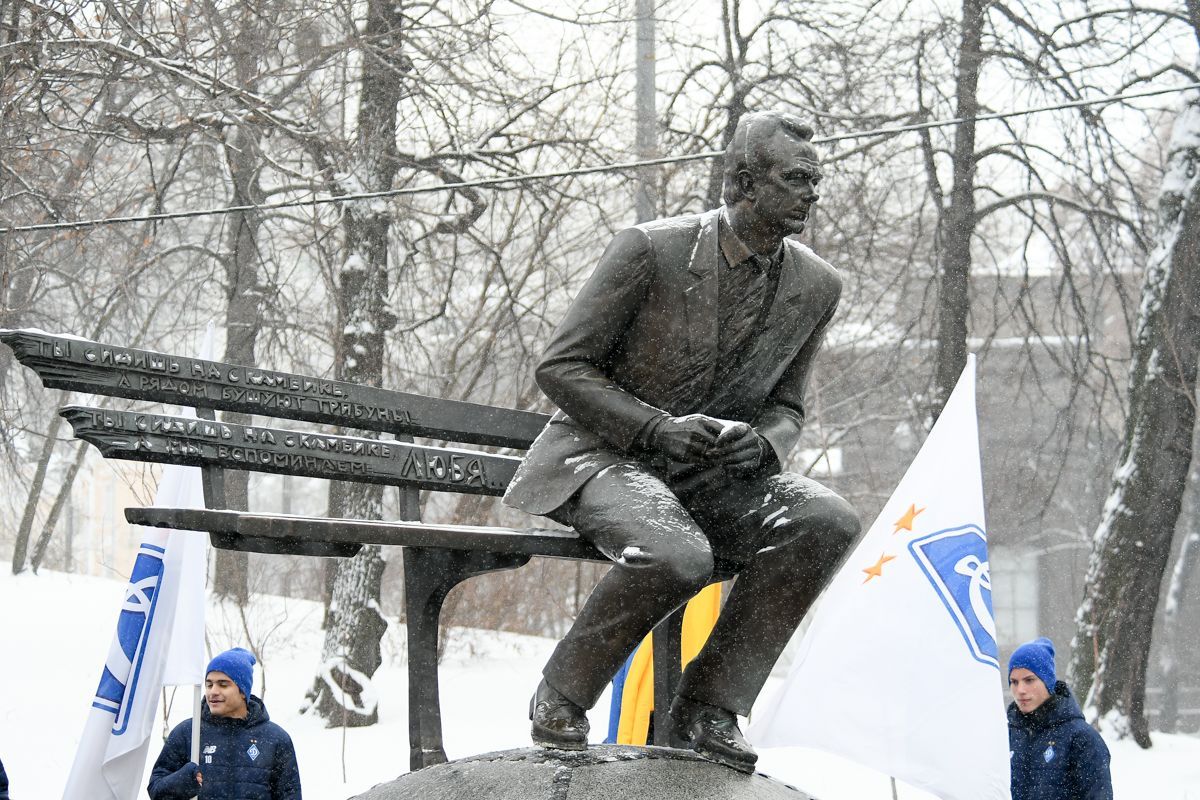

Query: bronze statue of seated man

[504,110,860,773]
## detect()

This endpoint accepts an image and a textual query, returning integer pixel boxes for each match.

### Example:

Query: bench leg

[403,546,531,771]
[651,605,686,748]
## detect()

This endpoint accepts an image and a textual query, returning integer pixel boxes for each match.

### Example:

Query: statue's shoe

[529,678,590,751]
[669,694,758,774]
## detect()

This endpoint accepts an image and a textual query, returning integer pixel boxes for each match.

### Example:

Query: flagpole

[191,684,202,764]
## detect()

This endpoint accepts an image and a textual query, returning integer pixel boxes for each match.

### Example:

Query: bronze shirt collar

[718,207,784,269]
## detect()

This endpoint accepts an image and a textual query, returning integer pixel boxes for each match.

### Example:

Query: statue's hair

[722,111,816,205]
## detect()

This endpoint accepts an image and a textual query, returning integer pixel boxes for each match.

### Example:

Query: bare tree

[299,0,623,725]
[302,0,409,727]
[1069,64,1200,744]
[655,0,889,214]
[903,0,1164,418]
[1,0,261,572]
[207,2,276,604]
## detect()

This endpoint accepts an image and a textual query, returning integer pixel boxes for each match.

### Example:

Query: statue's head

[722,111,822,236]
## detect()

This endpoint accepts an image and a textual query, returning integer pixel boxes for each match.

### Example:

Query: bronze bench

[2,328,693,770]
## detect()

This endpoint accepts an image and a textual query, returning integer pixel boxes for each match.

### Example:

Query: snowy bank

[0,570,1196,798]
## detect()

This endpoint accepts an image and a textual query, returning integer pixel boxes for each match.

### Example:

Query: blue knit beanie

[206,647,256,699]
[1008,637,1056,693]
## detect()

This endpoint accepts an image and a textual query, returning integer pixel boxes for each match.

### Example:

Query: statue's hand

[649,414,726,463]
[705,421,768,475]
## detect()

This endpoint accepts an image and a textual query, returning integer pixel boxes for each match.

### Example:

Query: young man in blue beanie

[148,647,302,799]
[1008,637,1112,800]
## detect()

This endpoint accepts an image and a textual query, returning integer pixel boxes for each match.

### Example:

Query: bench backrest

[2,330,546,442]
[2,329,547,496]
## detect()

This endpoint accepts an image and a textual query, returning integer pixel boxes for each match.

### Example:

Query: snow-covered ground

[1,569,1197,798]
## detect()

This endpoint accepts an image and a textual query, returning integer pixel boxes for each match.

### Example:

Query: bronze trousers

[542,463,860,716]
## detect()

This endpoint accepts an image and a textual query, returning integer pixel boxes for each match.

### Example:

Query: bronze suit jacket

[503,208,842,516]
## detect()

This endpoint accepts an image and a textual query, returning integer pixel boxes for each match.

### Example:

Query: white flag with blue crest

[61,334,211,800]
[749,355,1011,800]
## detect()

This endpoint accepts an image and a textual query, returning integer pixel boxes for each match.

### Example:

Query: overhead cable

[2,81,1195,235]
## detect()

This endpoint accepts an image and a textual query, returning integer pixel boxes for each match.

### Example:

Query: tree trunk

[0,0,21,389]
[1158,526,1199,734]
[309,485,390,726]
[211,168,261,601]
[705,85,748,211]
[30,440,88,572]
[209,5,270,604]
[209,126,262,602]
[931,0,984,417]
[11,399,66,573]
[634,0,657,222]
[1154,417,1200,734]
[307,0,405,728]
[1068,84,1200,748]
[0,259,35,395]
[703,2,748,210]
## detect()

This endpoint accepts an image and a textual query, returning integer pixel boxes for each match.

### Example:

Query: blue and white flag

[62,332,211,799]
[749,356,1011,800]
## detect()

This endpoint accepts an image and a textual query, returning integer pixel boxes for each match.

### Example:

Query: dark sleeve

[0,755,9,800]
[1068,724,1113,800]
[271,731,302,800]
[754,285,840,467]
[147,721,200,800]
[534,226,669,452]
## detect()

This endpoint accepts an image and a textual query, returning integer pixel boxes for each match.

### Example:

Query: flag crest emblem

[908,524,997,668]
[92,544,167,734]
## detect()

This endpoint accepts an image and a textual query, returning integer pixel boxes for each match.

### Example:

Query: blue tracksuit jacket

[1008,682,1112,800]
[147,696,301,800]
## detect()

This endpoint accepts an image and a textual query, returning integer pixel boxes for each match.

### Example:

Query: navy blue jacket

[1008,682,1112,800]
[0,755,9,800]
[148,696,301,800]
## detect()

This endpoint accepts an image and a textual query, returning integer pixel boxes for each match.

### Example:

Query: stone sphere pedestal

[349,745,813,800]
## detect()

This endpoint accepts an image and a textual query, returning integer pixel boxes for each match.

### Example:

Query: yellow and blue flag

[604,582,722,744]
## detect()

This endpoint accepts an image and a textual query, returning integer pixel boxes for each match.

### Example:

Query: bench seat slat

[126,508,608,562]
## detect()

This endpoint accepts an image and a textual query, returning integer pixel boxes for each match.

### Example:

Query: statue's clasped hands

[650,414,767,475]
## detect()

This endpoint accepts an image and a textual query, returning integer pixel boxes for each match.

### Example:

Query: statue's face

[747,132,822,237]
